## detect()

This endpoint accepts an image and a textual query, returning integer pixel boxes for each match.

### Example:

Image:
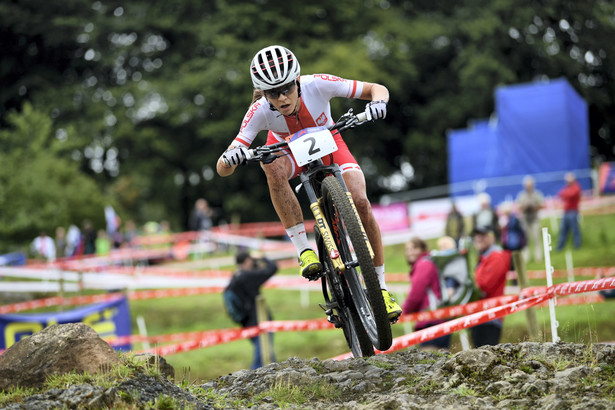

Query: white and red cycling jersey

[231,74,366,179]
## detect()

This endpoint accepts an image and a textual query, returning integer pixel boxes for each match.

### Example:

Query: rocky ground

[3,342,615,409]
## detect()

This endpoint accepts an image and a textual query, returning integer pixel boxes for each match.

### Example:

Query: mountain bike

[245,109,392,357]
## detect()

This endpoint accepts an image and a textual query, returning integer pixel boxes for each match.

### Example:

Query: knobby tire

[316,229,374,357]
[321,176,392,351]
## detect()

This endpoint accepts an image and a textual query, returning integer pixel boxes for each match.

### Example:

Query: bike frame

[297,160,375,274]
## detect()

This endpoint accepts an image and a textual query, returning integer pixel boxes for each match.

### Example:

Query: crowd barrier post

[256,295,272,366]
[58,268,65,312]
[542,227,560,343]
[512,251,540,341]
[565,250,575,283]
[136,315,151,350]
[458,329,471,351]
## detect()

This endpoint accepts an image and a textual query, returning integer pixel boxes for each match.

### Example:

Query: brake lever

[261,153,278,164]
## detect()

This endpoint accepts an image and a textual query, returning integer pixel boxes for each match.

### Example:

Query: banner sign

[598,162,615,195]
[0,252,26,267]
[0,296,131,351]
[371,202,411,232]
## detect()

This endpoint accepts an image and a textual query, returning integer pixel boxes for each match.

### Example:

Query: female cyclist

[216,45,401,321]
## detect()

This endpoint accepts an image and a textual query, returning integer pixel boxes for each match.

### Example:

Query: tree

[0,104,107,251]
[1,0,613,253]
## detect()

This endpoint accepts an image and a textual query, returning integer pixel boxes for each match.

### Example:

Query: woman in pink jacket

[402,237,450,350]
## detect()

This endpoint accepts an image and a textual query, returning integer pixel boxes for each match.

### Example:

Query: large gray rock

[0,323,120,391]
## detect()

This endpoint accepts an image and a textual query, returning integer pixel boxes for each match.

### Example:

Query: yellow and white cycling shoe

[382,290,402,323]
[299,249,322,281]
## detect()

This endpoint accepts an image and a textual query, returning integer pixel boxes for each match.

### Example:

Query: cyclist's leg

[342,170,401,320]
[327,135,384,267]
[261,156,301,228]
[342,170,383,267]
[261,154,321,278]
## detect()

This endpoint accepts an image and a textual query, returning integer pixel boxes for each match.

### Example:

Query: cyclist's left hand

[365,100,387,121]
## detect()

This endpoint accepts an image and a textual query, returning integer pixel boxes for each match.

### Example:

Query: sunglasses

[264,81,296,99]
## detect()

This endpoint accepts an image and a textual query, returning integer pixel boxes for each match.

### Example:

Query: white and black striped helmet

[250,45,300,90]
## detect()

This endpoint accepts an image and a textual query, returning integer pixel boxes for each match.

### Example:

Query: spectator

[402,237,451,350]
[472,193,500,242]
[499,202,526,253]
[556,172,582,251]
[95,229,111,256]
[189,198,214,232]
[55,226,67,258]
[81,220,97,255]
[65,224,82,257]
[516,175,544,262]
[226,251,278,369]
[122,220,139,246]
[189,198,216,256]
[597,271,615,299]
[436,235,462,301]
[471,226,511,347]
[444,201,465,245]
[30,231,56,262]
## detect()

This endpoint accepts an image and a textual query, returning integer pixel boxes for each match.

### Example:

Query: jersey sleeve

[232,98,268,148]
[310,74,365,101]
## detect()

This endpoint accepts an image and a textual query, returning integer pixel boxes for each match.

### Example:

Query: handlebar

[246,109,369,163]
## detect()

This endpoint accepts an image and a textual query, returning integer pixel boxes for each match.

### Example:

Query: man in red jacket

[472,226,511,347]
[556,172,582,251]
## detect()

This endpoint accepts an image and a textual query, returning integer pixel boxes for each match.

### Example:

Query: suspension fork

[300,173,345,272]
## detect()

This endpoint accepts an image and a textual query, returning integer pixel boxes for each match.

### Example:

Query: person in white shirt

[31,231,56,262]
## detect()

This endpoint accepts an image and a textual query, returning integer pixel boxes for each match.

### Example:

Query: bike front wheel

[321,176,392,351]
[316,226,374,357]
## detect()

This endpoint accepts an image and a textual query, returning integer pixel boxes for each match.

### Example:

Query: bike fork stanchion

[542,227,560,343]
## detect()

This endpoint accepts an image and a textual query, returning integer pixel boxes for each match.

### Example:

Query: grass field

[129,211,615,383]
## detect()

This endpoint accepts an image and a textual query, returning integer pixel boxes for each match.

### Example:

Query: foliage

[0,103,107,251]
[251,379,343,406]
[1,1,614,253]
[0,386,37,408]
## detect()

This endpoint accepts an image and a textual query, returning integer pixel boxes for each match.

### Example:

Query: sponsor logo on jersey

[240,100,262,131]
[314,74,344,82]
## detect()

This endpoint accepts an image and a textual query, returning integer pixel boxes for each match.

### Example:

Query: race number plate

[287,126,338,166]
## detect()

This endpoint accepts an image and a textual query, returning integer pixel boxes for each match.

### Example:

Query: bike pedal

[319,304,332,314]
[327,315,342,328]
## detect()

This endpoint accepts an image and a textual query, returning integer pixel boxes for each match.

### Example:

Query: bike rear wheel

[316,228,374,357]
[321,176,392,351]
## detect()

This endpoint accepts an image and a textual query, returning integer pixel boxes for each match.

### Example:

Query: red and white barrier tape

[2,276,613,358]
[136,326,262,356]
[331,292,554,361]
[0,288,226,314]
[113,279,612,357]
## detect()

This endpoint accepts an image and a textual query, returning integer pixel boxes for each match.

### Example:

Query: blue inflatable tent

[447,78,591,205]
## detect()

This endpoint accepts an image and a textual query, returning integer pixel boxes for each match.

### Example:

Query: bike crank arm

[310,202,346,272]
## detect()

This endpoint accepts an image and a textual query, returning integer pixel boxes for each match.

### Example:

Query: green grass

[151,212,615,382]
[6,212,614,385]
[0,352,166,408]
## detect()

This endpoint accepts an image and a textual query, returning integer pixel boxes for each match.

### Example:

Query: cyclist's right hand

[222,146,249,167]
